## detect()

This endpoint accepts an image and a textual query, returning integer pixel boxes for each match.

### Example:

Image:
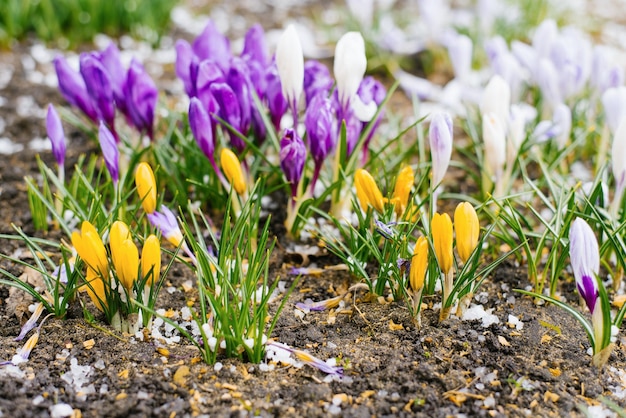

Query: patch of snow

[29,137,52,152]
[507,314,524,330]
[0,137,24,154]
[49,403,74,418]
[0,364,25,379]
[462,304,500,328]
[214,362,223,372]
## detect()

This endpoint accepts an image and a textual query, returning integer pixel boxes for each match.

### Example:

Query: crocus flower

[98,122,119,186]
[135,162,157,214]
[194,60,223,120]
[46,104,66,168]
[480,75,511,131]
[611,119,626,217]
[354,168,384,213]
[305,94,336,190]
[446,32,473,83]
[356,76,386,162]
[432,213,453,275]
[410,236,429,293]
[83,268,107,312]
[429,113,453,188]
[602,86,626,133]
[15,303,45,342]
[99,43,127,115]
[276,24,304,123]
[454,202,479,264]
[124,59,158,140]
[390,165,414,217]
[265,64,288,130]
[334,32,367,114]
[2,329,41,365]
[242,24,269,70]
[267,342,343,377]
[280,129,307,203]
[296,294,344,312]
[554,103,572,149]
[192,20,231,73]
[482,112,506,182]
[53,56,98,122]
[71,221,109,279]
[147,206,184,248]
[303,60,333,106]
[211,82,244,152]
[227,58,253,137]
[80,53,116,135]
[175,39,199,97]
[141,235,161,287]
[189,98,215,161]
[110,221,138,293]
[375,219,396,240]
[220,148,246,196]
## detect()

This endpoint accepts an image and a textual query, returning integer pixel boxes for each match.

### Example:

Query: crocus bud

[71,221,108,278]
[276,24,304,121]
[553,103,572,149]
[357,76,386,162]
[265,64,288,130]
[612,119,626,214]
[189,97,215,161]
[334,32,367,112]
[141,235,161,287]
[211,82,244,152]
[80,53,116,131]
[53,56,98,122]
[221,148,246,195]
[110,221,138,293]
[432,212,453,275]
[602,86,626,133]
[124,59,158,140]
[227,58,253,136]
[446,32,473,82]
[135,162,157,214]
[147,206,184,249]
[242,24,269,69]
[482,112,506,181]
[99,43,127,114]
[280,129,307,201]
[391,166,414,217]
[194,60,223,117]
[454,202,479,264]
[98,122,119,186]
[354,168,384,213]
[536,58,561,110]
[192,20,231,73]
[303,60,333,106]
[84,268,107,312]
[480,75,510,130]
[429,113,453,187]
[46,104,66,168]
[175,39,198,97]
[569,218,600,315]
[306,95,336,165]
[410,236,429,292]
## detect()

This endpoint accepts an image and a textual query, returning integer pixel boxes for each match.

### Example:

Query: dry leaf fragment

[544,391,560,403]
[549,368,561,377]
[173,365,190,386]
[541,334,552,344]
[613,295,626,309]
[83,339,95,350]
[497,336,511,347]
[118,369,129,379]
[389,319,404,331]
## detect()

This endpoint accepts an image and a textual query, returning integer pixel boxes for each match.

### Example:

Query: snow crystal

[462,304,500,328]
[32,395,45,406]
[93,359,105,370]
[507,314,524,330]
[0,137,24,154]
[214,362,223,372]
[61,358,92,396]
[483,395,496,408]
[49,403,74,418]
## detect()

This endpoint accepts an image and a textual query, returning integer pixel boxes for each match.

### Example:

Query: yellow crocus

[71,221,108,278]
[109,221,130,268]
[391,166,414,216]
[141,234,161,287]
[410,236,429,292]
[115,238,139,293]
[221,148,246,195]
[454,202,479,264]
[354,168,384,213]
[432,212,453,274]
[135,162,157,214]
[83,268,107,311]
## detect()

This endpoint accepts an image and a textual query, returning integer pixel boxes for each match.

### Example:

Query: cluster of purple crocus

[54,42,158,142]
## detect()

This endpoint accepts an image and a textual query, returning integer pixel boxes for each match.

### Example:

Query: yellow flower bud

[83,268,107,311]
[109,221,130,268]
[432,212,453,274]
[71,221,108,279]
[221,148,246,195]
[391,166,414,216]
[410,236,428,292]
[141,235,161,287]
[354,168,384,212]
[135,162,157,214]
[115,238,139,292]
[454,202,480,264]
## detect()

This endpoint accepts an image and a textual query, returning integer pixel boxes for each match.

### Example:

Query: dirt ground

[1,4,626,417]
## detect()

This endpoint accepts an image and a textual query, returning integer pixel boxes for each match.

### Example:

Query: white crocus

[553,103,572,149]
[334,32,367,111]
[276,24,304,112]
[446,32,472,83]
[611,119,626,217]
[482,112,506,182]
[480,75,511,131]
[602,86,626,133]
[429,113,453,187]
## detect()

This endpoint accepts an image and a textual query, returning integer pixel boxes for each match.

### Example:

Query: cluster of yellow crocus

[354,166,415,217]
[71,219,161,312]
[431,202,480,321]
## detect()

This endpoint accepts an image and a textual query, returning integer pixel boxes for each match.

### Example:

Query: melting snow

[462,304,500,328]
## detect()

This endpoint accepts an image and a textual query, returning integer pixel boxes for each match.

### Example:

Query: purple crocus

[195,60,225,113]
[80,53,116,137]
[189,97,226,187]
[429,112,453,187]
[98,121,119,186]
[280,129,306,204]
[265,64,288,130]
[242,24,269,69]
[569,218,600,314]
[192,20,231,74]
[210,82,244,152]
[53,56,98,122]
[227,58,253,137]
[305,94,336,190]
[357,76,386,163]
[124,58,158,140]
[46,104,66,168]
[147,205,197,264]
[99,43,127,115]
[303,60,333,106]
[175,39,199,97]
